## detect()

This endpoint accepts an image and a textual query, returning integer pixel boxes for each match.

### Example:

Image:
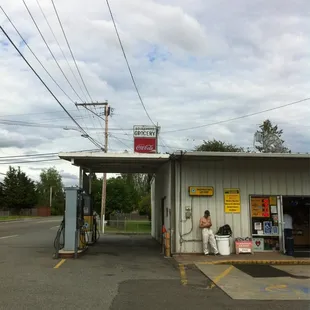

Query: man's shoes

[214,253,220,256]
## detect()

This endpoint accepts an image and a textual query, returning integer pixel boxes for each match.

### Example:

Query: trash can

[215,235,231,255]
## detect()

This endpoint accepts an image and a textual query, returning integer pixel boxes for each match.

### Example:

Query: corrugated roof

[173,151,310,159]
[58,151,170,173]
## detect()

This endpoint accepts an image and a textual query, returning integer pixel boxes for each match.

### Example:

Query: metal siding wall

[153,162,171,242]
[175,157,310,253]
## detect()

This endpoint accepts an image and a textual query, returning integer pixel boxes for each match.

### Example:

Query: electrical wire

[22,0,85,102]
[109,133,183,150]
[0,25,103,150]
[0,158,61,165]
[105,0,155,126]
[109,134,132,150]
[0,149,100,160]
[162,97,310,134]
[0,109,77,118]
[0,118,131,131]
[35,0,88,102]
[51,0,93,103]
[0,6,77,105]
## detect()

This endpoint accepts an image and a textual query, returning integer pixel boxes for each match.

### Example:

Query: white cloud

[0,0,309,182]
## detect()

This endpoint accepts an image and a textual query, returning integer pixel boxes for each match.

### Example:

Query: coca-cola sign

[134,137,156,153]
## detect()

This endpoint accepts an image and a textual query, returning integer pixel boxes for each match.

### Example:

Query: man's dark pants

[284,228,294,256]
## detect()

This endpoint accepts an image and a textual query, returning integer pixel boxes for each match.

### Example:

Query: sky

[0,0,309,186]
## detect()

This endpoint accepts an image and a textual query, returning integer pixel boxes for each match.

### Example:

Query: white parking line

[50,225,60,230]
[35,220,61,224]
[0,235,18,240]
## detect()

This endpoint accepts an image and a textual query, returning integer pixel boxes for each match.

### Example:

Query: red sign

[134,137,156,153]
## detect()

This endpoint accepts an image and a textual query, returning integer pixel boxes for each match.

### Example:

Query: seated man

[199,210,219,255]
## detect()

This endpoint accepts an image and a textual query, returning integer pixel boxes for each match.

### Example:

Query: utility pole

[49,186,53,208]
[101,103,110,233]
[75,101,110,233]
[156,123,160,154]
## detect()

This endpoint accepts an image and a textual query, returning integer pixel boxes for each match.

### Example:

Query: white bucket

[215,235,231,256]
[86,231,93,243]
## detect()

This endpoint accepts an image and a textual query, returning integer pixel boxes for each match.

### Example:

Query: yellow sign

[188,186,214,196]
[269,196,277,205]
[224,188,241,213]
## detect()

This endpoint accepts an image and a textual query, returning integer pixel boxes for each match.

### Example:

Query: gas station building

[58,151,310,257]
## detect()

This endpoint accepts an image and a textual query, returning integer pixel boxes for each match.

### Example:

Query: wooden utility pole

[75,101,110,233]
[101,103,110,233]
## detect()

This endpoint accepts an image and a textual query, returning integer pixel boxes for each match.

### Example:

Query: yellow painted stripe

[179,264,188,285]
[197,260,310,265]
[209,265,234,289]
[54,259,66,269]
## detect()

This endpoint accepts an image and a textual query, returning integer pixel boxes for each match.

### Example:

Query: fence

[105,220,151,234]
[0,207,51,217]
[109,214,149,221]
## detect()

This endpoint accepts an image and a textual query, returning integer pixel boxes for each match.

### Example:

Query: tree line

[0,167,65,215]
[0,119,290,216]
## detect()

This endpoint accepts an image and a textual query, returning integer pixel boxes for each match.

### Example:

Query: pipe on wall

[178,151,202,250]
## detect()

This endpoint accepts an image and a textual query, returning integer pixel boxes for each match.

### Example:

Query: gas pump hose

[54,217,65,251]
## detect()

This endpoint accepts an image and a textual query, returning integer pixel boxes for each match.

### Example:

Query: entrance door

[277,195,285,253]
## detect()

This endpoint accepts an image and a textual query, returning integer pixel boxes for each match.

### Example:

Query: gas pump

[77,191,87,250]
[82,193,100,244]
[53,187,89,258]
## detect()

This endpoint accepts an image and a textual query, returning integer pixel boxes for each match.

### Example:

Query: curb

[194,259,310,265]
[0,218,35,223]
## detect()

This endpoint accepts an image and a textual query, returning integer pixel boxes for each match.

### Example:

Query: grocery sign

[133,125,157,153]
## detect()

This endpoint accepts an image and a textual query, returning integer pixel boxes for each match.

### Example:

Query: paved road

[0,218,309,309]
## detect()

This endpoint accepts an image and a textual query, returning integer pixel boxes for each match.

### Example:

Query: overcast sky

[0,0,309,185]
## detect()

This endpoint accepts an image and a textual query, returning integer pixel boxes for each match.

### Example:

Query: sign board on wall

[251,197,270,217]
[188,186,214,196]
[224,188,241,213]
[133,125,157,153]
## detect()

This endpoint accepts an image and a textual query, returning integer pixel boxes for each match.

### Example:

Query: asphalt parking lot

[0,218,309,310]
[196,263,310,300]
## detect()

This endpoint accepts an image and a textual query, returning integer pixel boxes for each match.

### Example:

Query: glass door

[277,195,285,253]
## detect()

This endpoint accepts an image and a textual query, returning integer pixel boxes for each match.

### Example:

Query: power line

[49,0,102,143]
[109,134,182,150]
[51,0,93,103]
[0,118,131,131]
[35,0,88,102]
[0,109,77,118]
[0,149,100,160]
[0,6,77,105]
[162,97,310,133]
[22,0,85,102]
[109,134,132,150]
[105,0,155,125]
[0,158,61,165]
[0,25,103,150]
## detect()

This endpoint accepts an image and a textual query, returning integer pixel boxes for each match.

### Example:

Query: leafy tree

[90,174,102,215]
[138,193,151,219]
[254,119,291,153]
[36,167,64,215]
[106,176,139,217]
[195,139,244,152]
[91,173,152,219]
[121,173,152,196]
[2,166,37,213]
[0,182,4,209]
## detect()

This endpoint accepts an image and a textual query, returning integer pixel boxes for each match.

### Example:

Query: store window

[250,196,280,252]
